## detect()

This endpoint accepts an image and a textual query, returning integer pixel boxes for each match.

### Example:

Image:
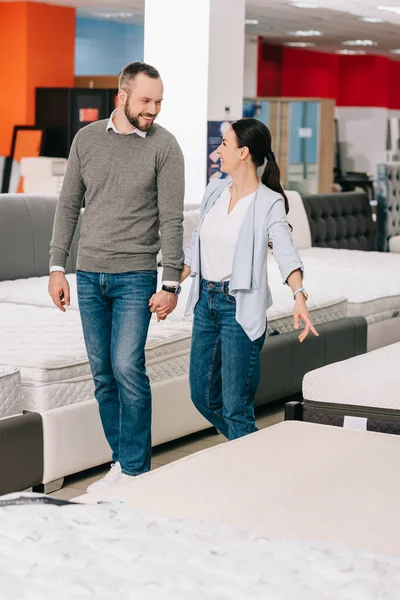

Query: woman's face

[216,126,243,174]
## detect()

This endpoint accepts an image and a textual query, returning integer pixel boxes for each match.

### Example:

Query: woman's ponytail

[261,153,289,215]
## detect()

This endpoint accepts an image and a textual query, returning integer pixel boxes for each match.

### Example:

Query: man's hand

[48,272,70,312]
[149,291,177,322]
[293,295,319,343]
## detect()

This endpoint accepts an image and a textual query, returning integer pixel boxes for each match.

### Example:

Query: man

[48,62,184,492]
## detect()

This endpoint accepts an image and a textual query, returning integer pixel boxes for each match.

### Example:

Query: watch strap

[293,287,307,300]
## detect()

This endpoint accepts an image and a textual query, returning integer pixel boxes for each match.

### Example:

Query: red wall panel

[257,41,282,96]
[257,40,400,109]
[337,55,389,107]
[281,48,339,99]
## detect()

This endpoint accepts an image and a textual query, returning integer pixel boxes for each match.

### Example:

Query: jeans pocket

[224,291,236,304]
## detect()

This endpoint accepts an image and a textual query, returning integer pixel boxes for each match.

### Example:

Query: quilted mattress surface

[267,247,400,325]
[302,342,400,434]
[0,497,398,600]
[0,272,348,335]
[0,365,22,419]
[0,304,193,412]
[303,342,400,409]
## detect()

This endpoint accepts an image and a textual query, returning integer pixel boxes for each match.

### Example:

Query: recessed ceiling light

[378,6,400,15]
[94,11,134,19]
[391,49,400,54]
[245,19,259,25]
[342,39,377,46]
[291,2,317,7]
[338,50,367,55]
[288,30,322,37]
[285,42,316,47]
[361,17,384,23]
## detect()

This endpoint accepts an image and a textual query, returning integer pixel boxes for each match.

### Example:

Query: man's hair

[118,62,160,91]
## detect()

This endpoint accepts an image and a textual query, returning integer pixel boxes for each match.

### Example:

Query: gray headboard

[301,192,376,251]
[0,194,80,281]
[377,162,400,252]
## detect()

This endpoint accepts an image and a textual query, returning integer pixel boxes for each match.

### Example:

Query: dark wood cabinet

[35,87,118,158]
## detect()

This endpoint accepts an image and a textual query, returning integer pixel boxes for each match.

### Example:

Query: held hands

[293,294,319,343]
[48,272,70,312]
[149,290,178,322]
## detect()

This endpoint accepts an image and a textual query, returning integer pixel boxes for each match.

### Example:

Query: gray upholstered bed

[0,193,367,493]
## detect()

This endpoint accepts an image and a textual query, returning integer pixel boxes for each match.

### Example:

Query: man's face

[122,73,164,132]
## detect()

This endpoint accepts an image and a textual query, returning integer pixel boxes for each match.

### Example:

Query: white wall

[145,0,246,204]
[243,36,258,99]
[207,0,246,121]
[144,0,210,204]
[335,107,388,177]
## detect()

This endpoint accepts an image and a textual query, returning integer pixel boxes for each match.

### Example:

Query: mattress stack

[0,365,22,419]
[303,342,400,435]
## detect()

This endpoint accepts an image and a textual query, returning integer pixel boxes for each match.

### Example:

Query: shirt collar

[106,109,147,138]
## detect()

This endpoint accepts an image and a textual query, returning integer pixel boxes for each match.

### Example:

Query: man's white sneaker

[87,462,122,493]
[117,473,135,485]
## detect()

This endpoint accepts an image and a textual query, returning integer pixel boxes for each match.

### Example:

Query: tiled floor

[50,401,285,500]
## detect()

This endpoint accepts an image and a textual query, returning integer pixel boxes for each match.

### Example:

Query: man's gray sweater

[50,119,185,281]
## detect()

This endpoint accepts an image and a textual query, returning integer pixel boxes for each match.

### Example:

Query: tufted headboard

[376,162,400,252]
[301,192,376,251]
[0,194,80,281]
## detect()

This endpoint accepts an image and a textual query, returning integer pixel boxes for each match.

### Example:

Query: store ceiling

[3,0,400,56]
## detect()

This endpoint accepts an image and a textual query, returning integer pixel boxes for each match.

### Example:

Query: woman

[153,118,318,441]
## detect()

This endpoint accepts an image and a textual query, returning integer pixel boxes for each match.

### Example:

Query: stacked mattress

[302,342,400,435]
[0,366,22,419]
[0,271,349,426]
[268,248,400,327]
[0,303,194,413]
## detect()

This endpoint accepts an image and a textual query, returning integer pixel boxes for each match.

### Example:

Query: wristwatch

[293,287,308,301]
[162,284,182,295]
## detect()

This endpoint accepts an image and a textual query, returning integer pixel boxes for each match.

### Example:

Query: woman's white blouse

[200,185,256,282]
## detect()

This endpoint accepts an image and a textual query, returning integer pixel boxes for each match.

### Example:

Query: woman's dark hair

[231,118,289,214]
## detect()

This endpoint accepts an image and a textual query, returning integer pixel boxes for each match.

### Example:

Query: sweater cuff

[162,266,182,281]
[50,249,69,270]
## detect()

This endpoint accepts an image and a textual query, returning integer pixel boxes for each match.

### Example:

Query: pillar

[144,0,246,203]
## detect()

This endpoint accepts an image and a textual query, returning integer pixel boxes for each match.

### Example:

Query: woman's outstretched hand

[293,295,319,343]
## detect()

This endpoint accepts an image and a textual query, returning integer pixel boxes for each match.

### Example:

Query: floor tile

[64,465,110,491]
[151,448,192,465]
[171,437,225,454]
[49,487,83,501]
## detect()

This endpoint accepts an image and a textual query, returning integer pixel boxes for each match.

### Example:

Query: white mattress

[78,421,400,558]
[268,247,400,325]
[0,496,399,600]
[0,274,79,310]
[0,271,348,336]
[0,366,22,419]
[303,342,400,409]
[0,304,193,412]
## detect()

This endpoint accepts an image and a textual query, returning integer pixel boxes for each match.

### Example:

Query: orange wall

[0,1,75,156]
[0,3,29,156]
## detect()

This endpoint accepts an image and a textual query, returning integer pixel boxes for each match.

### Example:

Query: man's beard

[124,104,156,132]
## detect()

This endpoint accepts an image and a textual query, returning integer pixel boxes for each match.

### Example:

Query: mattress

[302,342,400,435]
[0,304,193,412]
[0,495,400,600]
[0,274,79,310]
[0,366,22,419]
[0,498,398,600]
[0,271,348,336]
[267,247,400,325]
[77,421,400,558]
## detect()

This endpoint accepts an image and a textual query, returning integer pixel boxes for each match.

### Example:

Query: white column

[243,36,258,99]
[144,0,246,204]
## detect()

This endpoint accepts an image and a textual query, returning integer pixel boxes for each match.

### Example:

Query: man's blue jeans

[190,279,266,441]
[76,270,157,476]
